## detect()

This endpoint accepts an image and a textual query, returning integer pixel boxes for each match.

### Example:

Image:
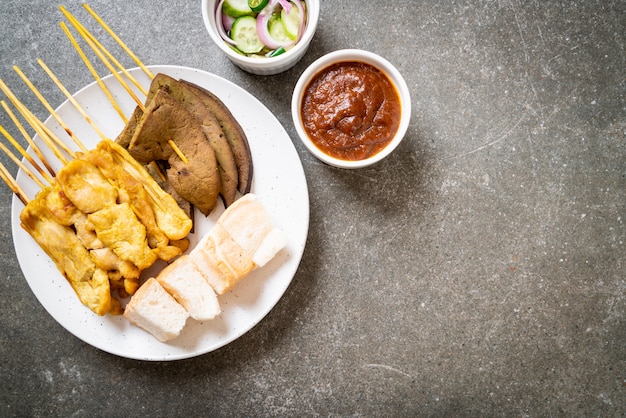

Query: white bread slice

[217,193,286,267]
[217,193,274,257]
[123,277,189,342]
[189,223,255,295]
[156,255,221,321]
[252,228,287,267]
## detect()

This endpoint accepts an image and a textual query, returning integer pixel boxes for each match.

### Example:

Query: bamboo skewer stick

[59,6,148,97]
[0,123,53,185]
[20,105,72,166]
[0,78,73,166]
[73,6,177,176]
[168,140,189,163]
[0,160,29,205]
[57,23,129,124]
[0,133,46,189]
[3,91,74,164]
[61,19,145,113]
[83,3,155,80]
[37,59,107,146]
[13,65,88,153]
[1,101,56,180]
[59,9,172,180]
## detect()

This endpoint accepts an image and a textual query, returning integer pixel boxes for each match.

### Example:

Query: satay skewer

[59,6,148,97]
[13,65,88,153]
[1,101,56,180]
[0,130,46,189]
[0,160,29,205]
[0,3,182,204]
[0,78,73,166]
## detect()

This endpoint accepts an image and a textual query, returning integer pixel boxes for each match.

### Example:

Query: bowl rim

[202,0,320,69]
[291,49,412,169]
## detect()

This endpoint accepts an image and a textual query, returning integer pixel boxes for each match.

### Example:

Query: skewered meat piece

[73,212,104,250]
[89,247,139,280]
[17,140,193,316]
[56,158,118,214]
[148,74,239,208]
[101,140,192,241]
[87,201,157,270]
[43,183,81,226]
[80,145,171,256]
[20,186,112,316]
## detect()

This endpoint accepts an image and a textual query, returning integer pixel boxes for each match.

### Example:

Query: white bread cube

[217,193,274,257]
[156,255,221,321]
[217,193,287,262]
[252,227,287,267]
[124,278,189,342]
[189,223,255,295]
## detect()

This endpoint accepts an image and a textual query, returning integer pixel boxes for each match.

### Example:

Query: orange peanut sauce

[300,61,401,161]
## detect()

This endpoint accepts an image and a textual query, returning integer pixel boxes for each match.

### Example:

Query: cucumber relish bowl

[202,0,320,75]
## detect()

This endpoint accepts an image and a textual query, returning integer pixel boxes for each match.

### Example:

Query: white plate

[10,65,309,361]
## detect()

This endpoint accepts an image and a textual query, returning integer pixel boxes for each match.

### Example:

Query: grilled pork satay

[0,6,201,318]
[101,140,192,241]
[80,145,170,252]
[20,187,112,316]
[56,158,118,214]
[87,202,157,271]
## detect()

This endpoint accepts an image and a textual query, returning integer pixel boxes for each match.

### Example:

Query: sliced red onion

[269,0,291,13]
[222,12,235,32]
[277,0,292,13]
[215,0,237,45]
[256,12,295,50]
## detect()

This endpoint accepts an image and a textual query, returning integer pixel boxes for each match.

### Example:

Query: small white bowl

[291,49,411,169]
[202,0,320,75]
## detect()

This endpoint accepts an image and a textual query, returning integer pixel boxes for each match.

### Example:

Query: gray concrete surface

[0,0,624,416]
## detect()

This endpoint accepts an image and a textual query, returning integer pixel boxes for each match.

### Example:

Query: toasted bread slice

[251,228,287,267]
[188,194,285,294]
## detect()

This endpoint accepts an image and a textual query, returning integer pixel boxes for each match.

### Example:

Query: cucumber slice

[248,0,269,13]
[223,0,253,17]
[268,14,292,44]
[280,1,301,40]
[230,16,264,54]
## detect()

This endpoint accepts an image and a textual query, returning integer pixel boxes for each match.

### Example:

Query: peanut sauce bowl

[202,0,320,75]
[291,49,411,169]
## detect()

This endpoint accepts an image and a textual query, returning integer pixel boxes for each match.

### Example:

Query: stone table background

[0,0,624,416]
